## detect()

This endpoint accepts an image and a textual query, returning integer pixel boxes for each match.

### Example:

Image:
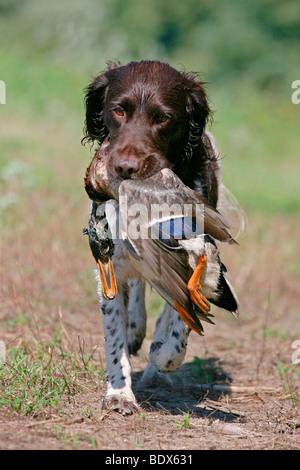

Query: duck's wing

[118,177,215,332]
[122,232,214,333]
[119,168,237,245]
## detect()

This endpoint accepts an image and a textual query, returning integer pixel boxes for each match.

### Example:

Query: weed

[174,412,192,429]
[185,356,227,384]
[55,425,81,450]
[277,362,300,408]
[89,434,97,449]
[0,325,104,416]
[0,345,80,415]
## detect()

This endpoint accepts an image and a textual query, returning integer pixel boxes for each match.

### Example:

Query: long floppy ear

[184,79,211,159]
[82,72,110,146]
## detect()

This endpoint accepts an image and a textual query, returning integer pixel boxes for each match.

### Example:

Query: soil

[0,206,299,451]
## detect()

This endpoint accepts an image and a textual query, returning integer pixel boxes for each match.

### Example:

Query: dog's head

[83,60,211,187]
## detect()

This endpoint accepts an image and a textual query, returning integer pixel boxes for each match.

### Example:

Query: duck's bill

[97,258,118,300]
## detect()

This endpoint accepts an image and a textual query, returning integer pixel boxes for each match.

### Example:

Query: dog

[83,60,226,414]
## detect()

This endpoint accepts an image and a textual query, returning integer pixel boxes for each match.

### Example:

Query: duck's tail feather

[211,269,240,318]
[217,183,247,241]
[203,131,247,241]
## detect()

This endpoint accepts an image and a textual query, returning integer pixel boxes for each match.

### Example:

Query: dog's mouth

[133,154,172,180]
[85,140,172,202]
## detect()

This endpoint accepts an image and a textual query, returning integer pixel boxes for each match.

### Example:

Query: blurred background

[0,0,299,353]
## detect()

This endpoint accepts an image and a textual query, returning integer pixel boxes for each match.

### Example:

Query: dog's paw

[101,396,139,416]
[138,362,173,389]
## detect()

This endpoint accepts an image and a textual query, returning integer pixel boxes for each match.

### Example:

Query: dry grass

[0,184,299,449]
[1,28,299,449]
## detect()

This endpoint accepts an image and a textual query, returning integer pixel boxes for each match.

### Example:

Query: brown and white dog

[83,60,239,414]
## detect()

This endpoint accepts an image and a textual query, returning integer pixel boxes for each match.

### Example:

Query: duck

[83,200,117,300]
[117,168,239,334]
[84,144,239,335]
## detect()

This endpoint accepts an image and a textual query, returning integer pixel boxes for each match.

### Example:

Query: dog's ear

[82,72,110,146]
[82,61,122,146]
[184,80,210,158]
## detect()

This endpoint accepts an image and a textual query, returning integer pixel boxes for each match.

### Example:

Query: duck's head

[84,208,118,300]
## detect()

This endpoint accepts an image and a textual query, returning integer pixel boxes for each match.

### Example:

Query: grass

[210,82,300,214]
[0,345,79,415]
[0,45,299,424]
[184,356,229,385]
[277,362,300,409]
[54,425,98,450]
[0,321,105,416]
[174,412,192,429]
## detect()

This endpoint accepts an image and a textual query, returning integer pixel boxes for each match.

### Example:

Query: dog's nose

[114,158,141,179]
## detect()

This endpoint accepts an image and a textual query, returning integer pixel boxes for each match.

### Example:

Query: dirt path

[0,210,299,450]
[0,301,299,450]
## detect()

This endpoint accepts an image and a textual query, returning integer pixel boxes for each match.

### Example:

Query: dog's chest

[112,238,140,281]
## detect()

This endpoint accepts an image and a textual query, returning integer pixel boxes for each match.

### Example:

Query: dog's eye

[114,107,125,118]
[157,114,169,124]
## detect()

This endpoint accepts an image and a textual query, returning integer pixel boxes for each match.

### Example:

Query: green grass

[211,83,300,214]
[0,327,105,416]
[174,412,192,429]
[1,48,299,217]
[185,356,226,384]
[0,34,299,420]
[0,346,79,415]
[0,49,87,118]
[276,362,300,409]
[54,425,96,450]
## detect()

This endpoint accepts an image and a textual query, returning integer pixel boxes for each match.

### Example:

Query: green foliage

[0,346,79,414]
[0,0,299,88]
[0,1,299,215]
[185,356,227,384]
[0,326,105,416]
[277,362,300,408]
[174,412,192,429]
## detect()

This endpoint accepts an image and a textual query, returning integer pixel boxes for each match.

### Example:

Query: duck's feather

[123,233,214,329]
[119,168,237,246]
[118,168,239,327]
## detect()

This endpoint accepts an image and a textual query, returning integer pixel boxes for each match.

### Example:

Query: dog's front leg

[98,281,139,415]
[127,279,147,355]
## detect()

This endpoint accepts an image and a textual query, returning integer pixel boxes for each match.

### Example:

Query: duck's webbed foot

[187,255,210,314]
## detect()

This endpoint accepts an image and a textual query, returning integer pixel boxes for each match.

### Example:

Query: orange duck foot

[174,300,203,336]
[188,255,210,314]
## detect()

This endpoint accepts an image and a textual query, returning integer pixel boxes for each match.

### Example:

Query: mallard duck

[85,145,239,335]
[83,201,117,300]
[116,168,239,335]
